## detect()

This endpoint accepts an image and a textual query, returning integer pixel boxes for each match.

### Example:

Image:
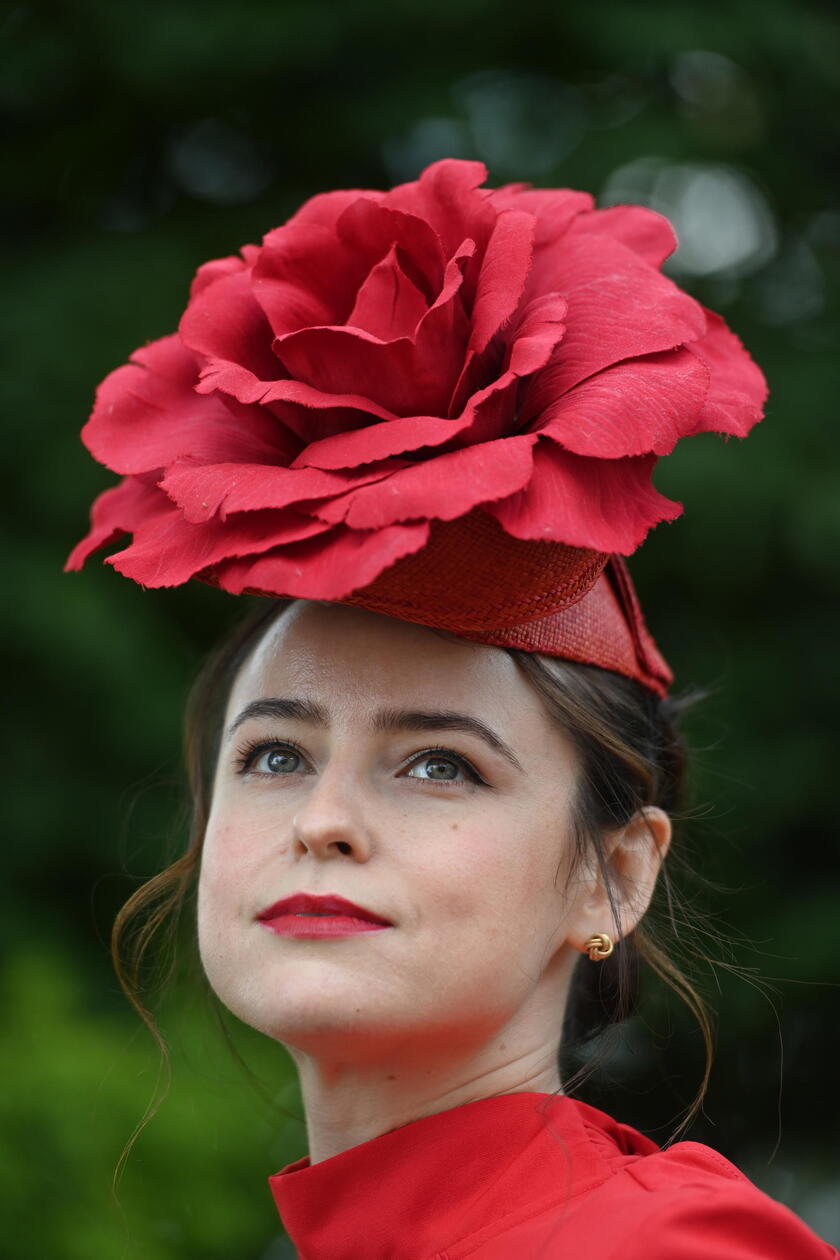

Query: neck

[288,995,566,1165]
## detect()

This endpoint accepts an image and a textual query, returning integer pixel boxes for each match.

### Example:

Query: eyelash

[233,737,487,788]
[234,736,307,776]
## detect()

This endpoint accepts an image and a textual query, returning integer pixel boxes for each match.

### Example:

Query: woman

[68,159,836,1257]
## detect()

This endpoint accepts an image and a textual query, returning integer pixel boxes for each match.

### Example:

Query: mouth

[256,892,393,928]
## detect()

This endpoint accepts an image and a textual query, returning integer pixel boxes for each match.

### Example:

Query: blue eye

[405,750,484,785]
[408,756,463,781]
[236,740,306,775]
[258,748,301,774]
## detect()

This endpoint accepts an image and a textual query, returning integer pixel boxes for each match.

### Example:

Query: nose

[291,767,373,863]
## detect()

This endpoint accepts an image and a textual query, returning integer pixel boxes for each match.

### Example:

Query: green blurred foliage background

[2,0,839,1255]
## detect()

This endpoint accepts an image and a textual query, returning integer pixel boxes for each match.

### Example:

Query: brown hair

[512,652,712,1096]
[111,598,712,1177]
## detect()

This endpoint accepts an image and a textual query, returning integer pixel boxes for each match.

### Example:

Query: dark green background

[3,1,838,1255]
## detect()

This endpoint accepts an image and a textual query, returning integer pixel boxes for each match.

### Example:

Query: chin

[208,954,401,1051]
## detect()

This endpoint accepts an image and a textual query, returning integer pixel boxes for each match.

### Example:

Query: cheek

[424,807,572,948]
[196,827,233,970]
[200,793,293,890]
[484,804,570,894]
[197,813,274,951]
[198,822,236,911]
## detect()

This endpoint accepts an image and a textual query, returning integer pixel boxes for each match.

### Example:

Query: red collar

[268,1092,659,1260]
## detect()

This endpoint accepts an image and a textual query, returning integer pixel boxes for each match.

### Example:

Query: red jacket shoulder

[446,1140,837,1259]
[614,1142,836,1258]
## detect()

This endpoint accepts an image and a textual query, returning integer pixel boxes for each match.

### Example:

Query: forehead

[226,601,550,733]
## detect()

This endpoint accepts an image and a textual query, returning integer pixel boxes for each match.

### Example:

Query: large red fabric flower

[67,159,766,600]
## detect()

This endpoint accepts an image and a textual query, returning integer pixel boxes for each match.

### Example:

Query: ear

[566,807,672,953]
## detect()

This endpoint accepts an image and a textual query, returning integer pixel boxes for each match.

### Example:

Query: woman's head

[76,160,762,1160]
[192,599,672,1070]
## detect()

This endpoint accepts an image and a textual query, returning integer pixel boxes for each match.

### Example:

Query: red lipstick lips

[257,892,393,939]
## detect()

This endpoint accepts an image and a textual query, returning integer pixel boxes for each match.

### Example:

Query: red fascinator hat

[66,159,767,697]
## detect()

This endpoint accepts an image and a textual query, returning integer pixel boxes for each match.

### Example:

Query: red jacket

[269,1092,836,1259]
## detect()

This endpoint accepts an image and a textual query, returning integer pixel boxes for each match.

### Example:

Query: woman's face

[198,601,589,1063]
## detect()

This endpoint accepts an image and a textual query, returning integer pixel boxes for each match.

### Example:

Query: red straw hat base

[453,559,672,697]
[339,513,671,697]
[341,511,608,632]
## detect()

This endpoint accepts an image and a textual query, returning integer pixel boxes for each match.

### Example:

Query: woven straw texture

[454,558,672,697]
[342,511,608,631]
[339,514,671,695]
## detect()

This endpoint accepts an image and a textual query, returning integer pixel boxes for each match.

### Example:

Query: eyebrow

[227,697,329,737]
[226,697,523,771]
[372,707,523,771]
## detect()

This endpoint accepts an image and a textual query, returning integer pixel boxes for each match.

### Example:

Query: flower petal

[70,157,767,607]
[687,308,768,437]
[489,441,682,553]
[336,198,445,301]
[286,187,382,230]
[108,501,329,588]
[535,347,709,458]
[261,199,444,340]
[252,220,362,337]
[347,242,429,341]
[179,267,280,381]
[292,412,471,469]
[160,459,406,523]
[385,159,493,263]
[212,521,431,599]
[81,335,292,475]
[469,210,535,355]
[272,240,473,420]
[272,324,448,418]
[520,233,706,395]
[407,236,475,400]
[189,248,255,300]
[505,293,568,376]
[293,296,565,470]
[312,435,537,528]
[196,357,397,420]
[65,476,162,570]
[448,290,567,421]
[487,185,593,286]
[569,205,677,268]
[446,210,536,417]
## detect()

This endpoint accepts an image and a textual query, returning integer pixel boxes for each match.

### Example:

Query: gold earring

[585,933,614,961]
